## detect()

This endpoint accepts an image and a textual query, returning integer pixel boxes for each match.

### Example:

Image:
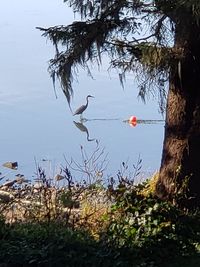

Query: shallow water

[0,1,164,182]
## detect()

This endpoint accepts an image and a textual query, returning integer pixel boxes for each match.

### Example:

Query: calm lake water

[0,1,164,182]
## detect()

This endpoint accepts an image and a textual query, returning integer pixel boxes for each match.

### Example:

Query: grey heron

[73,95,94,119]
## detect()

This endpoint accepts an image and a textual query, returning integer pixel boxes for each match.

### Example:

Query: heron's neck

[86,97,89,107]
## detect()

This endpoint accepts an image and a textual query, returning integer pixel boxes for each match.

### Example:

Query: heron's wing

[73,105,85,115]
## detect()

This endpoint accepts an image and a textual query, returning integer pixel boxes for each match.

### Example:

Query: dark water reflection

[73,121,95,142]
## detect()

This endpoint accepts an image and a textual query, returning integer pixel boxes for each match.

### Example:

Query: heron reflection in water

[73,95,94,120]
[73,121,95,142]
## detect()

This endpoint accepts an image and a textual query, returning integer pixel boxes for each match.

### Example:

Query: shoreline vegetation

[0,150,200,266]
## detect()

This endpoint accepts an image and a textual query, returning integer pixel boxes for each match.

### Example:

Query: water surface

[0,1,164,181]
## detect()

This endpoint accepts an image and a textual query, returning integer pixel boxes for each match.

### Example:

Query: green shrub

[102,180,200,266]
[0,172,200,267]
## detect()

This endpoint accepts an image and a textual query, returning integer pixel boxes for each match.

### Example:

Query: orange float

[129,116,137,127]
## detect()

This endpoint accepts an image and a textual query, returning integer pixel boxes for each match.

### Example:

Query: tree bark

[156,22,200,208]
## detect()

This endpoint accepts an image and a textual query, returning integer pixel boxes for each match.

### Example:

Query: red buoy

[129,116,137,127]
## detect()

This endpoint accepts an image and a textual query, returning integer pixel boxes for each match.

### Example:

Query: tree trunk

[156,22,200,208]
